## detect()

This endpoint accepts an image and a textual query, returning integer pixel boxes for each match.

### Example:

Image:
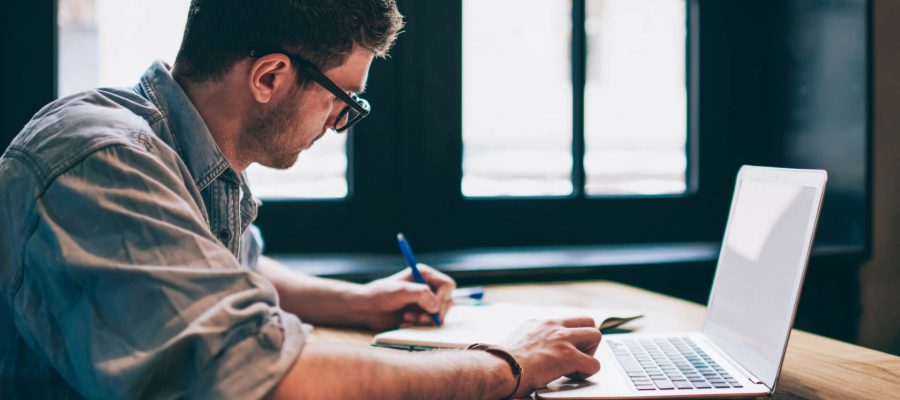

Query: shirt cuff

[188,310,308,399]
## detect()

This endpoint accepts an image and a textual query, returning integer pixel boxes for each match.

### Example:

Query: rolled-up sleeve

[12,144,305,399]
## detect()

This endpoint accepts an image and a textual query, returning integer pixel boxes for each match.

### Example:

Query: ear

[248,54,294,104]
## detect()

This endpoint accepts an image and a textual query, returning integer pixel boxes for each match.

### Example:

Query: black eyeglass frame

[249,49,371,132]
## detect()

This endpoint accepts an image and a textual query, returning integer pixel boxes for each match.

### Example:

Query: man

[0,0,602,398]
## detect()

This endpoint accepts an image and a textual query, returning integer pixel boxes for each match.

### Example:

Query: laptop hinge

[699,336,767,387]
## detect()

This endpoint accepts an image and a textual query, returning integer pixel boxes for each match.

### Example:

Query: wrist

[343,283,374,325]
[468,343,523,399]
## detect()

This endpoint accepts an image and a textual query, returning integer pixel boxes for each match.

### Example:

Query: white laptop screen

[703,177,821,389]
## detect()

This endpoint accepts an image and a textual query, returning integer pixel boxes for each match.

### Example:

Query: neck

[175,75,252,172]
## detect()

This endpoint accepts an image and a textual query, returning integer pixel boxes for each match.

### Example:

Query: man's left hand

[356,264,456,331]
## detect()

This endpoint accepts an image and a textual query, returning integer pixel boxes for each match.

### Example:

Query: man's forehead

[330,75,366,95]
[329,50,373,94]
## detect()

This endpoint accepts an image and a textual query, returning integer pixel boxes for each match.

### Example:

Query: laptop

[537,165,828,399]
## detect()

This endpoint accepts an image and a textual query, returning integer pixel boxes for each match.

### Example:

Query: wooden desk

[310,281,900,399]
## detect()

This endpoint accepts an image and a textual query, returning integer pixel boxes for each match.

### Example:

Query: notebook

[372,302,643,350]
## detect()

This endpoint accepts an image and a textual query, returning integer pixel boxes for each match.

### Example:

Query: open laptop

[538,165,828,399]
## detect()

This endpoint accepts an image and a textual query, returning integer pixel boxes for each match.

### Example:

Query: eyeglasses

[249,49,371,133]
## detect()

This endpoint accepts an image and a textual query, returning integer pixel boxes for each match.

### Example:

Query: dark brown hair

[172,0,403,82]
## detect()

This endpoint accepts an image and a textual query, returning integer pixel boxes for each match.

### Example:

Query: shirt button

[217,229,232,242]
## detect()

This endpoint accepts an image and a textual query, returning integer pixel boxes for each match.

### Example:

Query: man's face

[243,47,374,170]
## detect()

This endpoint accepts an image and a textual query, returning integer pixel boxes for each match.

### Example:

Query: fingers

[567,351,602,379]
[403,310,441,326]
[412,285,441,314]
[366,312,404,332]
[550,320,603,379]
[562,324,602,379]
[385,281,440,314]
[403,311,416,324]
[547,319,602,356]
[419,264,456,295]
[418,264,455,323]
[560,316,596,329]
[565,327,603,350]
[433,282,454,323]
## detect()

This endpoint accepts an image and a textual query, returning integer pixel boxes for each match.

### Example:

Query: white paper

[373,302,642,349]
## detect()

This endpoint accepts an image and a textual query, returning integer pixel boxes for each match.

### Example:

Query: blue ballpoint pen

[396,233,442,326]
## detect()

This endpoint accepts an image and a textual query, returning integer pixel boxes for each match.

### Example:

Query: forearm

[256,256,367,327]
[269,342,516,400]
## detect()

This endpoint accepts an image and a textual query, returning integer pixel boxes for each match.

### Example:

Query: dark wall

[0,0,55,151]
[859,0,900,356]
[699,0,870,253]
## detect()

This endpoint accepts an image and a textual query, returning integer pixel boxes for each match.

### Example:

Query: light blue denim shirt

[0,61,306,399]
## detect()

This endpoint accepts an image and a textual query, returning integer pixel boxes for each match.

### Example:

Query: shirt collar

[137,60,236,190]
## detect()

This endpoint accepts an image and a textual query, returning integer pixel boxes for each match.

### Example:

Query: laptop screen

[702,174,823,389]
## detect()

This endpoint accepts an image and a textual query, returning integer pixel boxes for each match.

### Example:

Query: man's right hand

[501,317,603,398]
[269,316,603,400]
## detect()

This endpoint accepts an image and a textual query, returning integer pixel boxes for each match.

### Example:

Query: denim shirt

[0,61,306,399]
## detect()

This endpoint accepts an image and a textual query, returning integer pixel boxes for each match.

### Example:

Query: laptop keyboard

[609,337,744,391]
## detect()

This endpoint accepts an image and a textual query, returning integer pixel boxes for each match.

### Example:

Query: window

[461,0,573,197]
[583,0,687,195]
[57,0,348,200]
[462,0,687,198]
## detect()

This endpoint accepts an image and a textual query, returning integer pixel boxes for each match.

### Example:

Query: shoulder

[3,87,172,190]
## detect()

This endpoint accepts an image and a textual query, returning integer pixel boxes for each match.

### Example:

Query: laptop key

[693,381,712,389]
[673,380,694,389]
[616,356,643,373]
[653,380,675,390]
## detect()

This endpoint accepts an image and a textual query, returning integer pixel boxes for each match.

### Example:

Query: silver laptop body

[538,166,828,399]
